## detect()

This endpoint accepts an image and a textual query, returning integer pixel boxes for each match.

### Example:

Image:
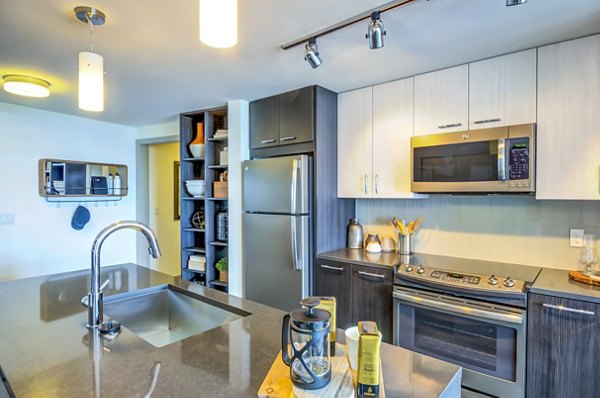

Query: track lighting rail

[280,0,417,50]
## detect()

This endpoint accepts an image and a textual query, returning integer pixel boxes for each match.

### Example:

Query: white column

[227,100,249,297]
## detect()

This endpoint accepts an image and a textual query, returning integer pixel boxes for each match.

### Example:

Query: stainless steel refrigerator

[242,154,311,312]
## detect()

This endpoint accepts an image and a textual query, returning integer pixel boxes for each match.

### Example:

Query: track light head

[304,38,322,69]
[366,11,386,49]
[506,0,527,6]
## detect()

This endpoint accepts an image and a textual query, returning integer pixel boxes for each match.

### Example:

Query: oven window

[398,306,517,381]
[413,141,499,182]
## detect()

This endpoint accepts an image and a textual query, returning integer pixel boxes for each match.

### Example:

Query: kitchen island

[0,263,460,397]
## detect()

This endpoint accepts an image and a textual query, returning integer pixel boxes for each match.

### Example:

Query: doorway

[136,137,180,275]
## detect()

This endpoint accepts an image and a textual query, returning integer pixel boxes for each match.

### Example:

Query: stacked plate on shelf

[188,255,206,271]
[213,129,228,140]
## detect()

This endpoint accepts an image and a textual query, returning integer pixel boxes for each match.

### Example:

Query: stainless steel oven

[411,124,535,194]
[392,254,541,398]
[393,286,526,397]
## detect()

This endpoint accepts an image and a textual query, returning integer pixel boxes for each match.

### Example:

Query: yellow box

[357,321,380,398]
[314,296,336,355]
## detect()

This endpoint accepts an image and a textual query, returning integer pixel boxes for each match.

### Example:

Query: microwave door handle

[498,138,507,181]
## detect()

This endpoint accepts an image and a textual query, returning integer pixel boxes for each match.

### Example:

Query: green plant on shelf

[215,256,228,272]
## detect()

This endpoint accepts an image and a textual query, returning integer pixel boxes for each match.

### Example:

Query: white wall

[0,102,137,281]
[137,117,179,141]
[357,196,600,269]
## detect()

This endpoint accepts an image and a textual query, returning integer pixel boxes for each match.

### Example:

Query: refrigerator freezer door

[243,213,309,312]
[243,155,310,215]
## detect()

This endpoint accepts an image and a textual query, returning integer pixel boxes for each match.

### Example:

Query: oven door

[411,127,509,193]
[393,286,526,398]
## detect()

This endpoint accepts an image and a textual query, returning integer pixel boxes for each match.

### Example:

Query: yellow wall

[148,142,180,275]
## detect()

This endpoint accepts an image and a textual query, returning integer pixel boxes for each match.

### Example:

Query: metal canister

[217,210,228,241]
[346,218,364,249]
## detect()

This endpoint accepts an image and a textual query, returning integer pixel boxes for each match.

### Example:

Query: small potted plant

[215,256,228,282]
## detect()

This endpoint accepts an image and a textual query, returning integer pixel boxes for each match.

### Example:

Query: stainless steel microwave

[411,124,535,194]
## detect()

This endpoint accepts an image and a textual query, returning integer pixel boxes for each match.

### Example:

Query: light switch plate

[0,213,15,226]
[570,229,585,247]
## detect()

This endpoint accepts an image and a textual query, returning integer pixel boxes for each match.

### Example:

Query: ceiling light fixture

[366,11,386,49]
[2,75,50,98]
[75,6,106,112]
[506,0,527,5]
[199,0,238,48]
[304,38,322,69]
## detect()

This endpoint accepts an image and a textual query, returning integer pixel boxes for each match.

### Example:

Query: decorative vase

[189,122,205,158]
[219,271,229,282]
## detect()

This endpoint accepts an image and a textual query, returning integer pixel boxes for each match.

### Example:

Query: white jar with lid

[219,146,228,166]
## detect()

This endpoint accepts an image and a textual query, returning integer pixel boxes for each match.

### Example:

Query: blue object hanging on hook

[71,205,91,230]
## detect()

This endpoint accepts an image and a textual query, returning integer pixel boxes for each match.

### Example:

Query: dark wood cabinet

[250,86,322,154]
[249,95,279,149]
[351,264,393,343]
[315,256,394,343]
[279,86,314,145]
[314,258,352,329]
[527,293,600,398]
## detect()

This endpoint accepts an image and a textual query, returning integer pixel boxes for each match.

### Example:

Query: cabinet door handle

[358,271,385,279]
[364,174,368,195]
[261,139,277,144]
[542,303,595,316]
[375,174,379,195]
[474,118,501,125]
[320,264,345,272]
[280,136,297,142]
[437,123,462,129]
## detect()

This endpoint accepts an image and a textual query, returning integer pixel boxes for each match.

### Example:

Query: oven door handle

[393,290,524,325]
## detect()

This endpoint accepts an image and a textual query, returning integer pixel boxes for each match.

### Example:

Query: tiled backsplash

[356,196,600,269]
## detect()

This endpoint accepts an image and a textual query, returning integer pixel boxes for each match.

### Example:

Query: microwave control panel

[508,137,529,180]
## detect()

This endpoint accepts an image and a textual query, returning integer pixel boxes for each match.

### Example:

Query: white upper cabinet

[536,34,600,200]
[372,78,423,198]
[337,86,373,198]
[469,49,537,130]
[414,65,469,136]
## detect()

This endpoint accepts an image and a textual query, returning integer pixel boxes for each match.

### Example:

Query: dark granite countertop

[317,248,400,269]
[530,267,600,304]
[0,263,460,397]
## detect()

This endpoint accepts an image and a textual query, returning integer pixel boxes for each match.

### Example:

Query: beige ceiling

[1,0,599,127]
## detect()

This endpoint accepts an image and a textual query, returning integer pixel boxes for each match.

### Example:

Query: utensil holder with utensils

[391,216,422,255]
[398,233,414,255]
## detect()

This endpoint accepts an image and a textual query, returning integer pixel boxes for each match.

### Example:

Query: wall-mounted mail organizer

[39,159,128,204]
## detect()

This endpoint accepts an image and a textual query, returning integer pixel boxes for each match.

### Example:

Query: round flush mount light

[2,75,51,98]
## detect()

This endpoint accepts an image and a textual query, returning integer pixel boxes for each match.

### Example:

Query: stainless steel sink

[104,284,248,348]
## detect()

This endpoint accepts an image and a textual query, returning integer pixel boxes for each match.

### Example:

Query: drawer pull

[280,136,297,142]
[474,118,501,125]
[320,264,344,272]
[542,303,595,316]
[437,123,462,129]
[358,271,385,279]
[260,139,277,144]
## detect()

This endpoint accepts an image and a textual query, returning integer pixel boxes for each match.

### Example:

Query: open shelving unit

[179,106,229,292]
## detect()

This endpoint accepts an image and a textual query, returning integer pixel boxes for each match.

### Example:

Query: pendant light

[2,75,50,98]
[199,0,238,48]
[75,6,106,112]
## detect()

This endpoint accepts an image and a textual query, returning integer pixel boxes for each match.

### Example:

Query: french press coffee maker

[281,297,331,390]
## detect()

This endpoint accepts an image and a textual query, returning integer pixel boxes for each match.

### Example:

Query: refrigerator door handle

[291,158,298,214]
[291,216,301,270]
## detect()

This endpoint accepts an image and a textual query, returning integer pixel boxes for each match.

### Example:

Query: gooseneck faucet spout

[86,220,161,329]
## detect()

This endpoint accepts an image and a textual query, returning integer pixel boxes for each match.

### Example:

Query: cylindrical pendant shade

[79,51,104,112]
[199,0,237,48]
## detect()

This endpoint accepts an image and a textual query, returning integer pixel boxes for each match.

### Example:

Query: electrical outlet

[570,229,585,247]
[0,213,15,226]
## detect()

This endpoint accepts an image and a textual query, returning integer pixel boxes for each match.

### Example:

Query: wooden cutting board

[569,270,600,286]
[257,345,385,398]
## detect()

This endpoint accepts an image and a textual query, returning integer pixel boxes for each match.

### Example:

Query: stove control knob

[488,275,498,285]
[416,266,425,274]
[405,265,413,273]
[503,277,515,288]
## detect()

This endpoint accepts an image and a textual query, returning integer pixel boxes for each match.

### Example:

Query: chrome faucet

[86,220,161,329]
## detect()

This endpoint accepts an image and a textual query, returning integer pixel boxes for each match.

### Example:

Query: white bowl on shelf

[189,143,205,159]
[185,180,205,197]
